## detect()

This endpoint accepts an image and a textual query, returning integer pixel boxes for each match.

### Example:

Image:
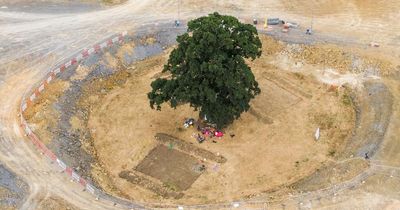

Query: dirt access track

[1,0,400,209]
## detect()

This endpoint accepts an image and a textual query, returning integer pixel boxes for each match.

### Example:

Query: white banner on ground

[315,127,320,140]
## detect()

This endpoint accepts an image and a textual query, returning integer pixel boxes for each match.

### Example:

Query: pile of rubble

[280,43,394,75]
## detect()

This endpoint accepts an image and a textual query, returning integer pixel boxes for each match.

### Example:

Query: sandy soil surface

[0,0,400,209]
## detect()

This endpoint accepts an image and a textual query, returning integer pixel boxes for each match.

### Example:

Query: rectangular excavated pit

[135,144,203,191]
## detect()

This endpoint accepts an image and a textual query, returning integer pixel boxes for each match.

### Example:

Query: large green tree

[148,12,262,128]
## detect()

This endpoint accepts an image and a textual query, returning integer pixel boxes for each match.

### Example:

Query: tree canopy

[148,12,262,128]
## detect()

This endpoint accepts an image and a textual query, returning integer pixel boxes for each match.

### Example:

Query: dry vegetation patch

[23,80,70,144]
[83,37,355,204]
[282,44,394,75]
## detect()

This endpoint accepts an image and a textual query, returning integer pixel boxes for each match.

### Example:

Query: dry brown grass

[284,44,395,75]
[84,37,355,204]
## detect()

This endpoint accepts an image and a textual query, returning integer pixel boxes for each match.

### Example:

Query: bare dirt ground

[79,36,354,205]
[0,0,400,209]
[24,32,392,207]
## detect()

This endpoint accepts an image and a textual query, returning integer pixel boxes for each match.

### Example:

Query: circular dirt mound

[84,43,354,204]
[28,29,400,206]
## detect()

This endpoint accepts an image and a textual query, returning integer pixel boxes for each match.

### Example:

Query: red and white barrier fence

[19,31,128,196]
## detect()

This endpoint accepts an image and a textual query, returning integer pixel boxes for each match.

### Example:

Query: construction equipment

[253,19,258,25]
[267,18,280,25]
[174,20,180,27]
[264,18,268,28]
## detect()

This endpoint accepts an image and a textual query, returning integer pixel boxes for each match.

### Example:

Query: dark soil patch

[135,144,203,191]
